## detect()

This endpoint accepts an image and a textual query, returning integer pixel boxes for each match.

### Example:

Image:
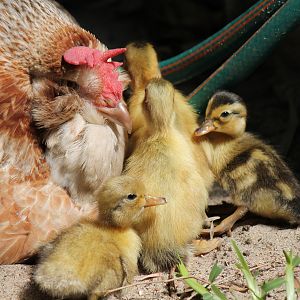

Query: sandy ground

[1,190,299,300]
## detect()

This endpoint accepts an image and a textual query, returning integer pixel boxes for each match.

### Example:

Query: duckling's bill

[195,119,216,136]
[144,196,167,207]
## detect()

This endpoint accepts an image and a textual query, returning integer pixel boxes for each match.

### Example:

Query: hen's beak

[144,196,167,208]
[194,119,216,136]
[98,101,132,134]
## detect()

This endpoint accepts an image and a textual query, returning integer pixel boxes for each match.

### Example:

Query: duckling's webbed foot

[201,206,248,237]
[192,238,223,255]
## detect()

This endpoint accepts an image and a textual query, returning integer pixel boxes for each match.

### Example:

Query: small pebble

[244,238,252,245]
[242,225,251,231]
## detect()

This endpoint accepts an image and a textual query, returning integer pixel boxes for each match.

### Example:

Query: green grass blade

[231,240,251,273]
[203,294,216,300]
[284,251,296,300]
[261,277,285,294]
[231,240,262,300]
[209,263,223,283]
[291,256,300,268]
[177,260,210,296]
[211,284,228,300]
[284,250,292,264]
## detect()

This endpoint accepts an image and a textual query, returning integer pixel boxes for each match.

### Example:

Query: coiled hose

[159,0,300,114]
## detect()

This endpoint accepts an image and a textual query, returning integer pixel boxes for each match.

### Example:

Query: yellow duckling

[124,42,216,273]
[34,175,166,300]
[195,90,300,236]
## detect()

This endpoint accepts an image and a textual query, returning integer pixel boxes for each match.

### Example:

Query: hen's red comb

[63,46,126,68]
[63,46,127,107]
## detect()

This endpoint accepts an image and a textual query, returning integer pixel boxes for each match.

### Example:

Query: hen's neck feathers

[0,0,106,182]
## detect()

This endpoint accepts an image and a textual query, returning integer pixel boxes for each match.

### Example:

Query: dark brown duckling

[195,91,300,236]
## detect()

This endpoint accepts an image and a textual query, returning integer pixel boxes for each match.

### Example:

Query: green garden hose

[159,0,287,84]
[188,0,300,114]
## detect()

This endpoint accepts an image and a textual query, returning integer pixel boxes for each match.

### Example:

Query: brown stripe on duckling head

[207,91,245,117]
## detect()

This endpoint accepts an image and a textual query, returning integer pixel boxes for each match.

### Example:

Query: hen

[0,0,131,264]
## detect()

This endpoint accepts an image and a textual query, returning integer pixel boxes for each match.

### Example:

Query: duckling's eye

[220,111,230,118]
[127,194,137,200]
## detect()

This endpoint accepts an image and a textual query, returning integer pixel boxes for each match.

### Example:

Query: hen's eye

[220,111,230,118]
[66,80,79,90]
[127,194,137,200]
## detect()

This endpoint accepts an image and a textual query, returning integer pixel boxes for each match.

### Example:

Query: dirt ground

[1,189,299,300]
